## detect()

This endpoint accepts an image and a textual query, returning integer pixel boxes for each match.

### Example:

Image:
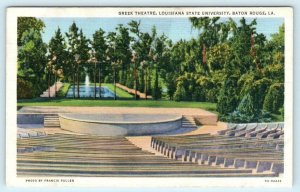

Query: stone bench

[153,137,283,156]
[185,152,283,174]
[256,128,280,138]
[245,126,267,137]
[225,124,247,136]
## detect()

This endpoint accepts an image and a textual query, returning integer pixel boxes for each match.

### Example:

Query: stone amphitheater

[17,107,284,177]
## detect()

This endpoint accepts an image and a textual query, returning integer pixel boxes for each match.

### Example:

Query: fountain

[84,74,90,97]
[65,74,116,98]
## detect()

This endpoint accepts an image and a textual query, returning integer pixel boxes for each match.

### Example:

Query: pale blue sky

[40,17,284,44]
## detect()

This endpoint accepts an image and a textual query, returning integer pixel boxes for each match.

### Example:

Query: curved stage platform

[59,113,182,136]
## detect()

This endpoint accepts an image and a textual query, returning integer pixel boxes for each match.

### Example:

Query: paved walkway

[19,106,215,116]
[40,81,63,98]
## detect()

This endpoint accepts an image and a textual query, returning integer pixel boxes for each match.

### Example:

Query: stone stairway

[44,114,60,128]
[181,116,198,129]
[40,82,63,98]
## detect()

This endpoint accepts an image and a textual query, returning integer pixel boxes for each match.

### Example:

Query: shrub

[104,76,113,83]
[17,78,34,99]
[279,107,284,119]
[226,94,272,123]
[192,86,205,101]
[226,94,255,123]
[174,83,186,101]
[263,83,284,113]
[217,75,239,116]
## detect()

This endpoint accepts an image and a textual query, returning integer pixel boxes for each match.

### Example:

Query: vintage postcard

[6,7,293,187]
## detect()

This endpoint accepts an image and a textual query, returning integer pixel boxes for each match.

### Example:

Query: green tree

[263,83,284,113]
[128,20,142,100]
[106,32,120,100]
[92,28,108,99]
[227,18,258,74]
[115,24,132,86]
[65,22,80,98]
[76,29,91,98]
[48,27,67,97]
[217,75,239,117]
[207,43,230,71]
[18,29,47,98]
[227,93,256,123]
[152,34,170,100]
[17,17,45,46]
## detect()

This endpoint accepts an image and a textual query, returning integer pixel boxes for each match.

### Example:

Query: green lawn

[17,99,217,112]
[102,83,133,98]
[57,83,71,97]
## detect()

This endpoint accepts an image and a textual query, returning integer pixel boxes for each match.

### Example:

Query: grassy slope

[57,83,71,97]
[17,99,217,112]
[102,83,133,98]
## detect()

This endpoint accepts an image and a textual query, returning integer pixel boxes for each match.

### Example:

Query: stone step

[44,124,60,126]
[182,126,197,128]
[181,125,197,128]
[44,115,60,128]
[44,124,60,127]
[182,119,196,122]
[182,122,196,125]
[44,121,60,124]
[182,120,195,122]
[181,116,197,129]
[181,126,197,128]
[44,119,59,121]
[44,123,60,125]
[44,119,59,122]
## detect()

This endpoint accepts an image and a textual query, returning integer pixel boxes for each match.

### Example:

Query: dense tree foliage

[18,28,47,98]
[48,27,67,97]
[17,17,45,46]
[17,17,284,122]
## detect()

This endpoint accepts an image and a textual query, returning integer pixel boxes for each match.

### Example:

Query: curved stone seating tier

[17,128,47,139]
[152,138,283,152]
[218,122,284,139]
[267,131,284,139]
[151,134,282,148]
[151,132,284,175]
[17,133,278,177]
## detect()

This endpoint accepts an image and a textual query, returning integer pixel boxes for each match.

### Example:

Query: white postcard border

[6,7,293,187]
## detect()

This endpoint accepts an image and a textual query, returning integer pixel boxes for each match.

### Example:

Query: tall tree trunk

[99,63,101,99]
[148,71,152,95]
[134,63,138,100]
[48,70,51,98]
[54,73,57,98]
[114,69,117,100]
[154,68,159,100]
[144,69,147,100]
[121,66,124,85]
[77,65,80,98]
[94,62,96,99]
[72,71,75,98]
